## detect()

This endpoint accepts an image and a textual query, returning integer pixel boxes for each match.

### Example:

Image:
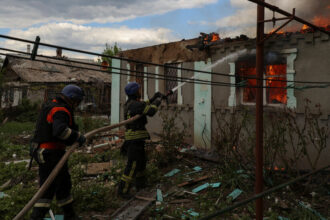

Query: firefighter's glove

[77,134,86,147]
[150,92,163,103]
[153,98,162,107]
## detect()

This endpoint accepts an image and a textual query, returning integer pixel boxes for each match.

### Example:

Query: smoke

[267,0,329,20]
[214,0,330,38]
[266,0,330,31]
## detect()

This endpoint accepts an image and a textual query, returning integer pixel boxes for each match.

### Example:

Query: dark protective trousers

[30,149,74,220]
[118,140,147,195]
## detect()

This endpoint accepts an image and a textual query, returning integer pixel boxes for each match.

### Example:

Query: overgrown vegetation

[0,100,112,219]
[213,99,329,173]
[154,108,189,167]
[0,99,328,219]
[206,100,329,219]
[0,98,40,122]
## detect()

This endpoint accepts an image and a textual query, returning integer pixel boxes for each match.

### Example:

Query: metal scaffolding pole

[255,0,264,219]
[248,0,330,36]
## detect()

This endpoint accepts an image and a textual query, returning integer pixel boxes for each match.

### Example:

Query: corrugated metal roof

[5,55,111,83]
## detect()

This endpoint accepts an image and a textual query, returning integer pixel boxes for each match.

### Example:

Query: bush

[75,115,107,133]
[156,109,189,167]
[0,99,40,123]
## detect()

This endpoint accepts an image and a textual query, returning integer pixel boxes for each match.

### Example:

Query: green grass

[0,162,38,220]
[0,121,34,161]
[0,121,34,136]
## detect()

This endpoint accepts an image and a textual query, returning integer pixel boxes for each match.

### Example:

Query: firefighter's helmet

[61,84,85,101]
[125,82,140,96]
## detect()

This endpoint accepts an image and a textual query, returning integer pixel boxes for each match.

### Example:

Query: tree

[98,43,121,71]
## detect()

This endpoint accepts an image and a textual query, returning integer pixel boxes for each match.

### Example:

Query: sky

[0,0,328,59]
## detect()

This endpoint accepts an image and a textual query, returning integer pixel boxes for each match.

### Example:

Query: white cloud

[1,23,178,59]
[0,0,217,28]
[215,7,256,28]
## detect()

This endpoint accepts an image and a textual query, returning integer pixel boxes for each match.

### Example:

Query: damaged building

[0,50,111,114]
[111,30,330,169]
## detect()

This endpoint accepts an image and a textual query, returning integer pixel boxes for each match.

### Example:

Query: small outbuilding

[0,54,111,114]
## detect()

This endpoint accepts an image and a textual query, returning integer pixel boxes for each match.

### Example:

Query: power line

[3,51,329,91]
[0,53,230,87]
[1,34,329,85]
[1,47,330,87]
[0,52,242,88]
[4,51,320,90]
[0,34,232,77]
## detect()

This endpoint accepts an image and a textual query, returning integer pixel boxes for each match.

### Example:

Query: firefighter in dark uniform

[30,84,86,220]
[118,82,163,198]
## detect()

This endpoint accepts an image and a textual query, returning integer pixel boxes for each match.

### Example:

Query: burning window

[236,58,287,105]
[164,63,179,104]
[265,64,287,104]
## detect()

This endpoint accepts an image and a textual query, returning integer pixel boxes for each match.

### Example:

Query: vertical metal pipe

[255,1,264,219]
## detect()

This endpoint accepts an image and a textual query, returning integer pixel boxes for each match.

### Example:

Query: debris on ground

[227,188,243,200]
[82,161,113,175]
[164,168,181,177]
[177,175,209,187]
[111,190,157,220]
[1,118,329,219]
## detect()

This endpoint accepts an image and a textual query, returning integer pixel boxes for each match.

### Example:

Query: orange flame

[312,16,330,27]
[266,166,285,171]
[202,32,220,45]
[266,64,287,104]
[300,15,330,33]
[269,28,284,34]
[301,24,309,31]
[211,33,220,42]
[238,64,287,104]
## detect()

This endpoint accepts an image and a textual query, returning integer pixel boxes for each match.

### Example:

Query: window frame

[238,65,287,107]
[164,62,180,105]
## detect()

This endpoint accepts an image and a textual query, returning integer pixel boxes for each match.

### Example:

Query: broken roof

[2,55,111,84]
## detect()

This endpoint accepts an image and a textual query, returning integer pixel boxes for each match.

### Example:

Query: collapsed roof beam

[247,0,330,36]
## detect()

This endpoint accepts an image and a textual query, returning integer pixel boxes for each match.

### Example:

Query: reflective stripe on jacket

[32,97,79,148]
[124,98,158,141]
[124,129,149,141]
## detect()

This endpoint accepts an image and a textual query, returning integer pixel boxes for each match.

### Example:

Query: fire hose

[13,91,175,219]
[13,115,141,220]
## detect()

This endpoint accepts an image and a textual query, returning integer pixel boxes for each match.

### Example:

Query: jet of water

[171,49,248,92]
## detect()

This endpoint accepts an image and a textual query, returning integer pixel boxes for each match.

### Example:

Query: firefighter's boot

[62,203,79,220]
[117,179,132,199]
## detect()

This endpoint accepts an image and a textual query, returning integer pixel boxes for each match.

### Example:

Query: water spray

[163,49,249,100]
